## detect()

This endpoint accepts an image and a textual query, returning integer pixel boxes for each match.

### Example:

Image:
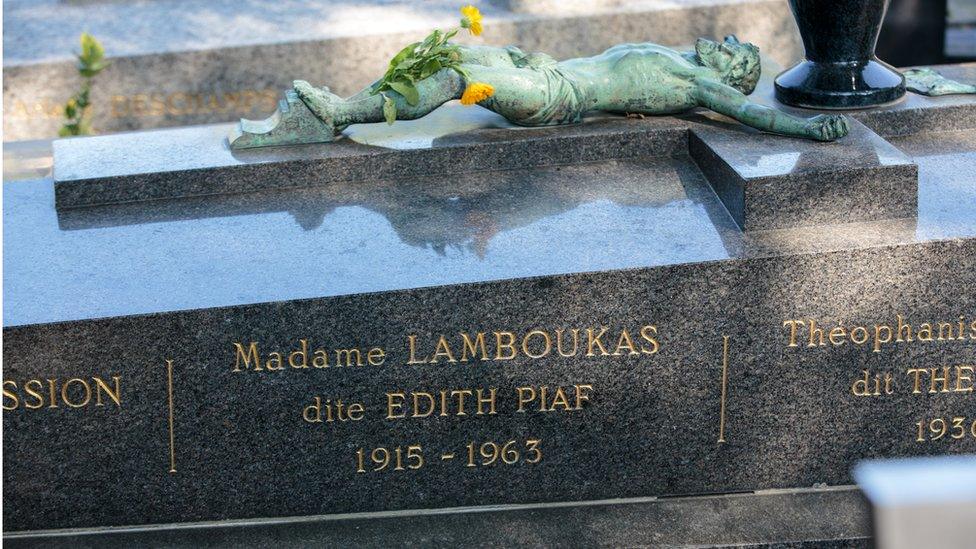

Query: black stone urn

[775,0,906,109]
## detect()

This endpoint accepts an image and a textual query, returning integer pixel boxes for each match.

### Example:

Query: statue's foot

[228,86,339,150]
[294,80,344,128]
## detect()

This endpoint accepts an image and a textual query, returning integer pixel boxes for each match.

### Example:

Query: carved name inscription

[2,376,122,410]
[229,326,659,475]
[784,314,976,443]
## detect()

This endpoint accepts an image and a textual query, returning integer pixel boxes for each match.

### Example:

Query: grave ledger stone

[4,64,976,545]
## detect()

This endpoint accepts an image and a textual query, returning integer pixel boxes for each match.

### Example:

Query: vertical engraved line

[718,335,730,444]
[166,359,177,473]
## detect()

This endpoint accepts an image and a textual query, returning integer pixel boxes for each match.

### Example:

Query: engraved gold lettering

[47,379,58,408]
[828,326,846,346]
[555,328,580,356]
[430,335,457,364]
[289,339,309,368]
[61,378,91,408]
[516,386,535,412]
[808,319,826,347]
[460,332,489,361]
[93,376,122,406]
[386,392,406,419]
[475,388,497,415]
[265,351,284,370]
[335,348,364,367]
[367,347,385,366]
[522,330,552,358]
[956,365,974,393]
[784,319,803,347]
[930,366,950,393]
[412,392,435,417]
[907,367,925,394]
[586,328,609,356]
[2,381,18,410]
[850,326,869,345]
[640,325,659,354]
[407,335,427,364]
[233,342,263,372]
[613,329,639,356]
[873,324,892,352]
[25,379,45,409]
[313,349,329,368]
[304,397,323,423]
[494,331,517,360]
[897,315,914,342]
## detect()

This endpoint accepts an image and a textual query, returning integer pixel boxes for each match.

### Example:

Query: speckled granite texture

[3,488,870,548]
[4,123,976,531]
[2,0,802,140]
[688,117,916,230]
[52,112,689,210]
[852,64,976,136]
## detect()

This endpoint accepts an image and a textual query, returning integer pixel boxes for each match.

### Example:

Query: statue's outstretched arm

[693,78,849,141]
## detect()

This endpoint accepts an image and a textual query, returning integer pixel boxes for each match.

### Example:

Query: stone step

[2,488,870,547]
[688,117,917,231]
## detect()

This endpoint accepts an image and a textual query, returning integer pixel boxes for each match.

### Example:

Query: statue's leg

[455,45,519,67]
[295,68,465,127]
[458,64,552,124]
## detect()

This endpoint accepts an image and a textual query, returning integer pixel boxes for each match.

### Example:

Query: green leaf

[64,102,77,118]
[388,42,419,70]
[388,80,419,105]
[420,59,442,79]
[382,93,397,125]
[421,29,442,50]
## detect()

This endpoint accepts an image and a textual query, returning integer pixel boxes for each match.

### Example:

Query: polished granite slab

[688,116,917,230]
[4,129,975,531]
[8,128,975,327]
[51,109,687,209]
[852,64,976,137]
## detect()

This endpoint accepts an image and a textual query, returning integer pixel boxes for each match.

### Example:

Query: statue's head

[695,35,761,95]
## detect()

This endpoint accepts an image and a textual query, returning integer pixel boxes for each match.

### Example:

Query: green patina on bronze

[232,35,858,149]
[903,68,976,96]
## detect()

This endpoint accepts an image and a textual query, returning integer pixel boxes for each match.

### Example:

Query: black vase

[775,0,906,109]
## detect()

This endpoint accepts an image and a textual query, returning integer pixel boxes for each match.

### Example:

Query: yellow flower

[460,82,494,105]
[460,5,483,36]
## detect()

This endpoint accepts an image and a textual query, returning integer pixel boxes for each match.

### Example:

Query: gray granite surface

[8,123,976,326]
[52,110,688,210]
[852,64,976,137]
[3,126,975,530]
[688,116,917,230]
[2,0,802,140]
[3,488,870,548]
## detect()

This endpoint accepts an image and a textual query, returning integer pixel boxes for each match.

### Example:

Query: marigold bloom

[460,5,483,36]
[460,82,494,105]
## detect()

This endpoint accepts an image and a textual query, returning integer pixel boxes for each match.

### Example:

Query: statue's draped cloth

[485,48,588,127]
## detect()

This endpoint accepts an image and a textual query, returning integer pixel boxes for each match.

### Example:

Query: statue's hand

[806,114,850,142]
